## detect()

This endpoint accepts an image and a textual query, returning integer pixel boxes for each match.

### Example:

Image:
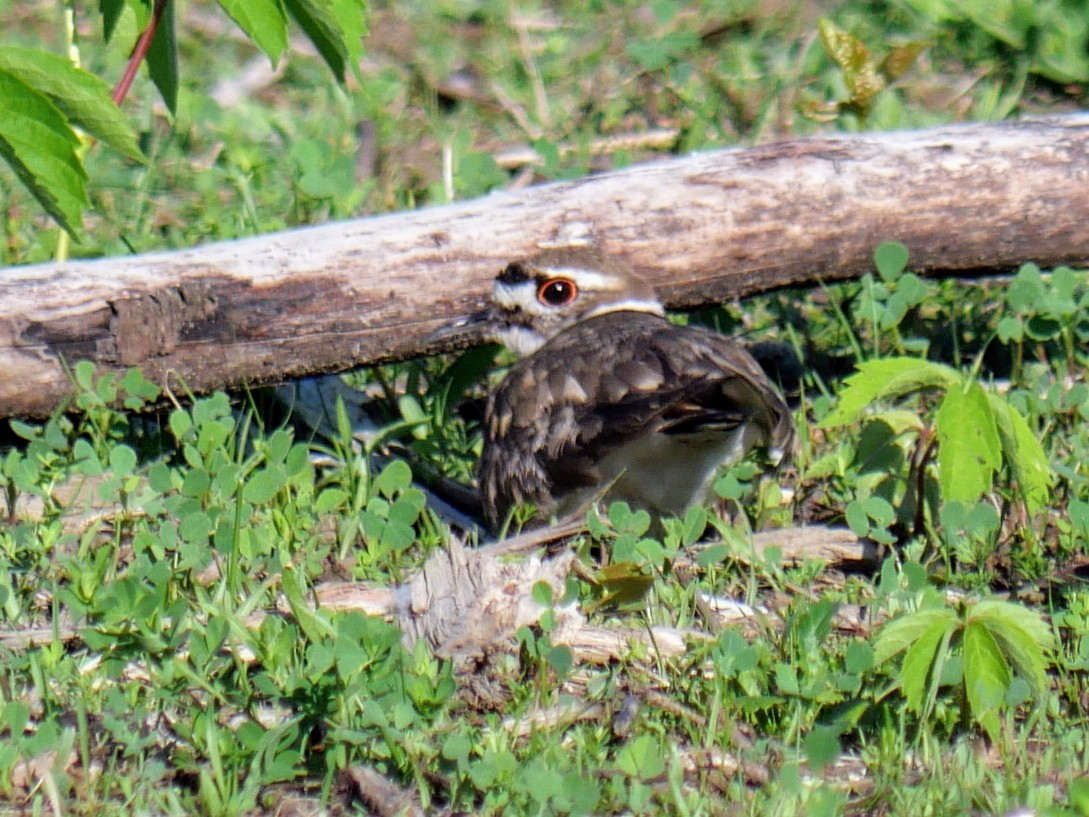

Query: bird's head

[454,247,665,357]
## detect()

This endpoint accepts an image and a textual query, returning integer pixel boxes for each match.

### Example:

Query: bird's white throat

[496,325,549,357]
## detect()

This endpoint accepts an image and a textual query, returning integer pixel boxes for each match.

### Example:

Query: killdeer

[445,247,795,530]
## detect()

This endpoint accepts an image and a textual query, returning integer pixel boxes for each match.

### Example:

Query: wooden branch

[2,114,1088,418]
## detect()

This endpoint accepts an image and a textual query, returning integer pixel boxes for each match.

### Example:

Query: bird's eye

[537,278,578,307]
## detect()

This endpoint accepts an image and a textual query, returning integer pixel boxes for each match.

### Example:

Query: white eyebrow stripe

[585,299,666,318]
[538,267,628,290]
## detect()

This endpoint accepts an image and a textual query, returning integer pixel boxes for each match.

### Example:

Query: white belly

[557,423,761,519]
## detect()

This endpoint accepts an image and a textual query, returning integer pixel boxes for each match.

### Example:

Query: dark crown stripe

[497,261,531,285]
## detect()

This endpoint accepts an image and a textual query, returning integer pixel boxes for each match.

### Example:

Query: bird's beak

[427,305,502,348]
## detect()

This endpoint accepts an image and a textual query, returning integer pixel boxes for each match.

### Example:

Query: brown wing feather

[478,311,794,527]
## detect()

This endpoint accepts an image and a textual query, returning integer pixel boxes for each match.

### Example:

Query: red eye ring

[537,278,578,307]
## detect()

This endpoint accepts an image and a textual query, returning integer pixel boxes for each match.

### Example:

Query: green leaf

[397,394,428,439]
[109,444,137,477]
[147,0,179,114]
[996,315,1022,343]
[179,510,212,544]
[181,468,210,498]
[845,641,874,674]
[935,381,1001,506]
[588,563,655,610]
[1069,776,1089,815]
[284,0,367,82]
[873,609,957,664]
[616,735,664,781]
[546,644,573,676]
[874,241,909,282]
[373,459,412,498]
[819,17,872,75]
[148,462,174,493]
[73,438,103,476]
[387,493,423,528]
[899,615,953,713]
[314,487,348,514]
[818,17,885,109]
[1006,263,1044,314]
[73,360,97,392]
[803,725,841,771]
[968,600,1053,697]
[120,367,160,404]
[217,0,289,66]
[845,500,871,536]
[986,393,1053,517]
[0,69,88,236]
[963,620,1010,742]
[821,357,961,427]
[679,505,707,547]
[243,466,286,505]
[264,428,293,464]
[169,408,193,440]
[99,0,127,41]
[328,0,368,64]
[0,46,143,162]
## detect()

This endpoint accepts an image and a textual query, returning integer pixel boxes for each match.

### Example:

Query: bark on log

[2,114,1088,418]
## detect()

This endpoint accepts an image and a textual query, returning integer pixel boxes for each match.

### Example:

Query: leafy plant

[0,0,367,239]
[873,597,1054,742]
[998,264,1089,377]
[0,46,143,236]
[852,241,937,357]
[821,355,1053,523]
[806,19,926,122]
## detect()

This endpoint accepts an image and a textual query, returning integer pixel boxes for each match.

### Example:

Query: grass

[2,0,1089,814]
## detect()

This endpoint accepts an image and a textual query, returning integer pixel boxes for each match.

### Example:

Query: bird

[444,246,795,530]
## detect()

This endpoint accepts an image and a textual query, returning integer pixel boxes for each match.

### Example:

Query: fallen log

[2,113,1088,418]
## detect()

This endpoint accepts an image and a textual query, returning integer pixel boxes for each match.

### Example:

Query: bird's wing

[478,312,794,525]
[561,316,794,460]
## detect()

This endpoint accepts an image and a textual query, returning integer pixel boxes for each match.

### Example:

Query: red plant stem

[110,0,170,105]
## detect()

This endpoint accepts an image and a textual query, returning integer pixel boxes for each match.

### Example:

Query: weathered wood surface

[2,113,1088,418]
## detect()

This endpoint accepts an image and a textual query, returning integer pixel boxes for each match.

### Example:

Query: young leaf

[217,0,289,66]
[935,381,1000,506]
[818,18,885,112]
[147,0,179,114]
[962,620,1010,742]
[986,393,1053,517]
[820,357,960,428]
[0,47,143,161]
[0,69,88,236]
[819,18,872,76]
